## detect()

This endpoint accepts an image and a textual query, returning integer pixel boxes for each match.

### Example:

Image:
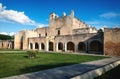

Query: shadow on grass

[20,62,76,73]
[19,63,101,79]
[24,56,28,58]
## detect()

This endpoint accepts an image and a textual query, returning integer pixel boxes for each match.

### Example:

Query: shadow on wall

[85,32,104,54]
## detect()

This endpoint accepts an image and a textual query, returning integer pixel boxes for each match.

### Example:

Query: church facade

[1,10,120,56]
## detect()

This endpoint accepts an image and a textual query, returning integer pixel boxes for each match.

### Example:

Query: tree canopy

[0,34,14,40]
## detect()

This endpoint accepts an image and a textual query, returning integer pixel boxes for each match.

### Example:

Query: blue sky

[0,0,120,35]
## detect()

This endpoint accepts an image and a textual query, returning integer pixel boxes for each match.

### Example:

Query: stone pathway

[0,51,25,53]
[2,57,120,79]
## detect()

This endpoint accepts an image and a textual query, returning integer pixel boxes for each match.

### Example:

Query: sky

[0,0,120,35]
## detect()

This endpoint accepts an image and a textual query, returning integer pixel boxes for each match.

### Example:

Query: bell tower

[49,12,58,27]
[70,10,74,18]
[49,13,58,20]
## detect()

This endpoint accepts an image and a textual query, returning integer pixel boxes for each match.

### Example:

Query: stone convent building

[1,10,119,56]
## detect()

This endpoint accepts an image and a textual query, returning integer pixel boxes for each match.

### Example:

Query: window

[46,32,47,36]
[58,30,60,35]
[39,34,41,37]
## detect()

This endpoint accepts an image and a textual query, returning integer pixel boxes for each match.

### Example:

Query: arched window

[35,42,39,49]
[58,30,60,35]
[2,42,3,48]
[41,43,45,50]
[49,42,54,51]
[67,42,75,52]
[90,40,103,52]
[30,43,33,49]
[46,33,47,36]
[7,43,9,49]
[39,34,41,37]
[78,42,86,52]
[58,42,63,50]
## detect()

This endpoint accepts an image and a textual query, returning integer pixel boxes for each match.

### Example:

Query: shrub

[27,50,39,59]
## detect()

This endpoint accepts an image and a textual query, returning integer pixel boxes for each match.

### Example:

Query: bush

[27,50,39,59]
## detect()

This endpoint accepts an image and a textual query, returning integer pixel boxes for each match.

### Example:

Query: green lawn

[0,52,107,78]
[95,65,120,79]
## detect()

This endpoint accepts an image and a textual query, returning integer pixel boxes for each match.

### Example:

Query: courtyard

[0,51,107,78]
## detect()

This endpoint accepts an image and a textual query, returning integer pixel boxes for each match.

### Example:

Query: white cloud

[37,24,48,28]
[86,21,100,25]
[0,3,35,25]
[0,32,7,35]
[0,3,6,10]
[100,12,120,18]
[9,32,16,36]
[0,32,16,36]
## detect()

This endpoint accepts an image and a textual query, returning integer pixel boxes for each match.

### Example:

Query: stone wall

[0,40,14,49]
[104,28,120,56]
[14,30,38,50]
[14,30,25,49]
[28,32,103,54]
[49,16,73,36]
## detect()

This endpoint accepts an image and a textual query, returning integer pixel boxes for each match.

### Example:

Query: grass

[0,52,107,78]
[95,65,120,79]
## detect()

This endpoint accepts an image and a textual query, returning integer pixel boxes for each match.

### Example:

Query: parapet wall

[104,28,120,56]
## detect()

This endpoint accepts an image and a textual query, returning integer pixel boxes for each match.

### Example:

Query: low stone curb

[1,57,120,79]
[71,59,120,79]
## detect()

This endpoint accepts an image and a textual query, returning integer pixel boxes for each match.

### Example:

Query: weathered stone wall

[49,16,73,36]
[0,40,14,49]
[35,27,47,37]
[28,32,103,54]
[55,33,103,54]
[72,18,88,29]
[14,30,38,50]
[23,30,38,50]
[14,30,25,49]
[104,28,120,56]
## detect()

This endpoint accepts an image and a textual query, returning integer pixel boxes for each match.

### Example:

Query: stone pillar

[46,42,49,51]
[86,42,89,53]
[28,43,30,49]
[65,42,67,52]
[56,43,58,51]
[75,44,78,53]
[39,43,41,50]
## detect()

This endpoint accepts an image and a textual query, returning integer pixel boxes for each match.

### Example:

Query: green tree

[0,34,14,40]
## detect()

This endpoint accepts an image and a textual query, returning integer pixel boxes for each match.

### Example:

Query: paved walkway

[2,57,120,79]
[0,51,25,53]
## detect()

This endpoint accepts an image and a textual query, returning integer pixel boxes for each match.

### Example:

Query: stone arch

[49,42,54,51]
[90,40,102,52]
[30,43,33,49]
[20,36,23,49]
[58,42,63,50]
[35,42,39,49]
[67,42,75,52]
[7,43,9,49]
[41,43,45,50]
[9,43,12,49]
[78,42,86,52]
[2,42,3,48]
